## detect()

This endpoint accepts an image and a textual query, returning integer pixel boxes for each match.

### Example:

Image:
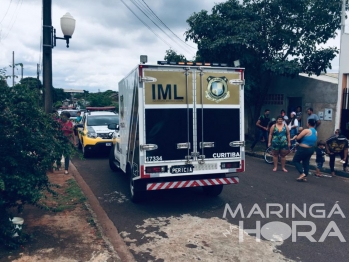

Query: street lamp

[53,13,76,48]
[42,0,76,113]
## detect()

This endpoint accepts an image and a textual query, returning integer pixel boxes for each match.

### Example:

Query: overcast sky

[0,0,347,93]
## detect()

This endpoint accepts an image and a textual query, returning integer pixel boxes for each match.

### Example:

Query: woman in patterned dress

[268,115,291,172]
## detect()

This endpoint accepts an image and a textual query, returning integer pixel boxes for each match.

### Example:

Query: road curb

[70,162,136,262]
[246,151,349,178]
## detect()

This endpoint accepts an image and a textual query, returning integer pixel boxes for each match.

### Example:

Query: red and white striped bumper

[146,177,239,191]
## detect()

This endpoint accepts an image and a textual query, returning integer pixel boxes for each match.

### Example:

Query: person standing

[268,115,291,172]
[250,109,270,151]
[296,106,302,129]
[73,111,82,146]
[306,108,321,129]
[58,111,74,174]
[315,140,326,177]
[288,112,298,146]
[325,129,348,177]
[280,109,289,125]
[293,119,317,182]
[75,111,82,123]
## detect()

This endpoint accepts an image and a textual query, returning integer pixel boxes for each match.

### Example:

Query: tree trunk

[246,72,273,139]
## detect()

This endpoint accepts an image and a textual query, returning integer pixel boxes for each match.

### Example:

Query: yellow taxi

[76,111,119,157]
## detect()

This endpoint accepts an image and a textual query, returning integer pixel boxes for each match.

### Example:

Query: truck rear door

[195,69,242,162]
[143,66,243,165]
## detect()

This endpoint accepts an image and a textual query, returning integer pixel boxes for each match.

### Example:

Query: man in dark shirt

[250,109,270,151]
[325,129,348,176]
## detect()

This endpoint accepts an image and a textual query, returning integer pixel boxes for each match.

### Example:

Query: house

[258,73,339,141]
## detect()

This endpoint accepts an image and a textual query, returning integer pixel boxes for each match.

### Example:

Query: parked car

[76,111,119,157]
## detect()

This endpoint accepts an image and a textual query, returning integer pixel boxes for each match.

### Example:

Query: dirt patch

[0,171,120,262]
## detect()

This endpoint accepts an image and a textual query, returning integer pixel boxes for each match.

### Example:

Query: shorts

[316,162,324,169]
[272,147,289,157]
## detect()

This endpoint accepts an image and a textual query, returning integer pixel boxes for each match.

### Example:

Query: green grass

[38,178,86,212]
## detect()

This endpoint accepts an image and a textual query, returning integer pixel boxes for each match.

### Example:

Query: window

[87,115,119,126]
[264,94,284,105]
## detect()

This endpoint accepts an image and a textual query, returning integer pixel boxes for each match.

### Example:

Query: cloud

[0,0,345,92]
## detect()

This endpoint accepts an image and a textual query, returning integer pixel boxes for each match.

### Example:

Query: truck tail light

[145,166,168,174]
[221,162,240,169]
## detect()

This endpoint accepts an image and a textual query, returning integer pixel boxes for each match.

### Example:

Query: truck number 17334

[146,156,163,162]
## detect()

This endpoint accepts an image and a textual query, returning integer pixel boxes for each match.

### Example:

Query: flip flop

[297,177,307,182]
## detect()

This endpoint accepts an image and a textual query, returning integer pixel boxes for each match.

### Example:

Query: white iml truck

[109,58,245,202]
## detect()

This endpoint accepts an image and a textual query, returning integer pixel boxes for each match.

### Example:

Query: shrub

[0,82,76,247]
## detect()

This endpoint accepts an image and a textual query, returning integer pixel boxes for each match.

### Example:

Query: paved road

[72,153,349,262]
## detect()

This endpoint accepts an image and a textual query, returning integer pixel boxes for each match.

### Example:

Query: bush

[0,82,76,247]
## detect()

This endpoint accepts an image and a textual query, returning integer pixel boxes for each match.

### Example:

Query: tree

[185,0,344,136]
[88,92,113,107]
[53,88,70,104]
[164,48,187,62]
[20,77,41,89]
[0,82,76,247]
[0,68,10,88]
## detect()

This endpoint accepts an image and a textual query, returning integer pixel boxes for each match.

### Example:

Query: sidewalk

[246,139,349,178]
[0,167,129,262]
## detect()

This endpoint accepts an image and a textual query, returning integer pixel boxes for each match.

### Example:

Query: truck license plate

[106,143,112,146]
[170,164,194,174]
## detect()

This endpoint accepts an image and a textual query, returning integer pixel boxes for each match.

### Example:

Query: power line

[130,0,179,45]
[0,0,13,25]
[140,0,195,50]
[2,0,22,41]
[130,0,194,56]
[120,0,173,48]
[131,0,193,55]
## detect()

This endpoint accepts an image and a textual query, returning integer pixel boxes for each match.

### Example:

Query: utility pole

[335,0,348,130]
[12,51,14,87]
[37,63,41,106]
[43,0,53,113]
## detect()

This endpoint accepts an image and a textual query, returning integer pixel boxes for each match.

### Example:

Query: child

[315,140,326,177]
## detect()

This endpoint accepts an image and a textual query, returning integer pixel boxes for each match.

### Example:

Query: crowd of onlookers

[250,106,348,182]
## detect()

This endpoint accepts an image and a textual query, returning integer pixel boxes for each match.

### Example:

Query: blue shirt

[301,128,317,146]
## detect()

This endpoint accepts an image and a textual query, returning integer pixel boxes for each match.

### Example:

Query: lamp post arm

[53,28,71,48]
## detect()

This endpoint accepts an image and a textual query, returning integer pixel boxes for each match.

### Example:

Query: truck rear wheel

[203,184,224,196]
[109,146,119,172]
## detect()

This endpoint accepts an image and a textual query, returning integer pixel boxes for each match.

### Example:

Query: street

[72,153,349,262]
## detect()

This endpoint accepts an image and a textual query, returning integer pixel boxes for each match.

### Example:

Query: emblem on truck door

[205,76,230,103]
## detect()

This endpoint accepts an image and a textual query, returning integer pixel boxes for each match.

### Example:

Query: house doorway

[287,97,302,115]
[287,97,302,127]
